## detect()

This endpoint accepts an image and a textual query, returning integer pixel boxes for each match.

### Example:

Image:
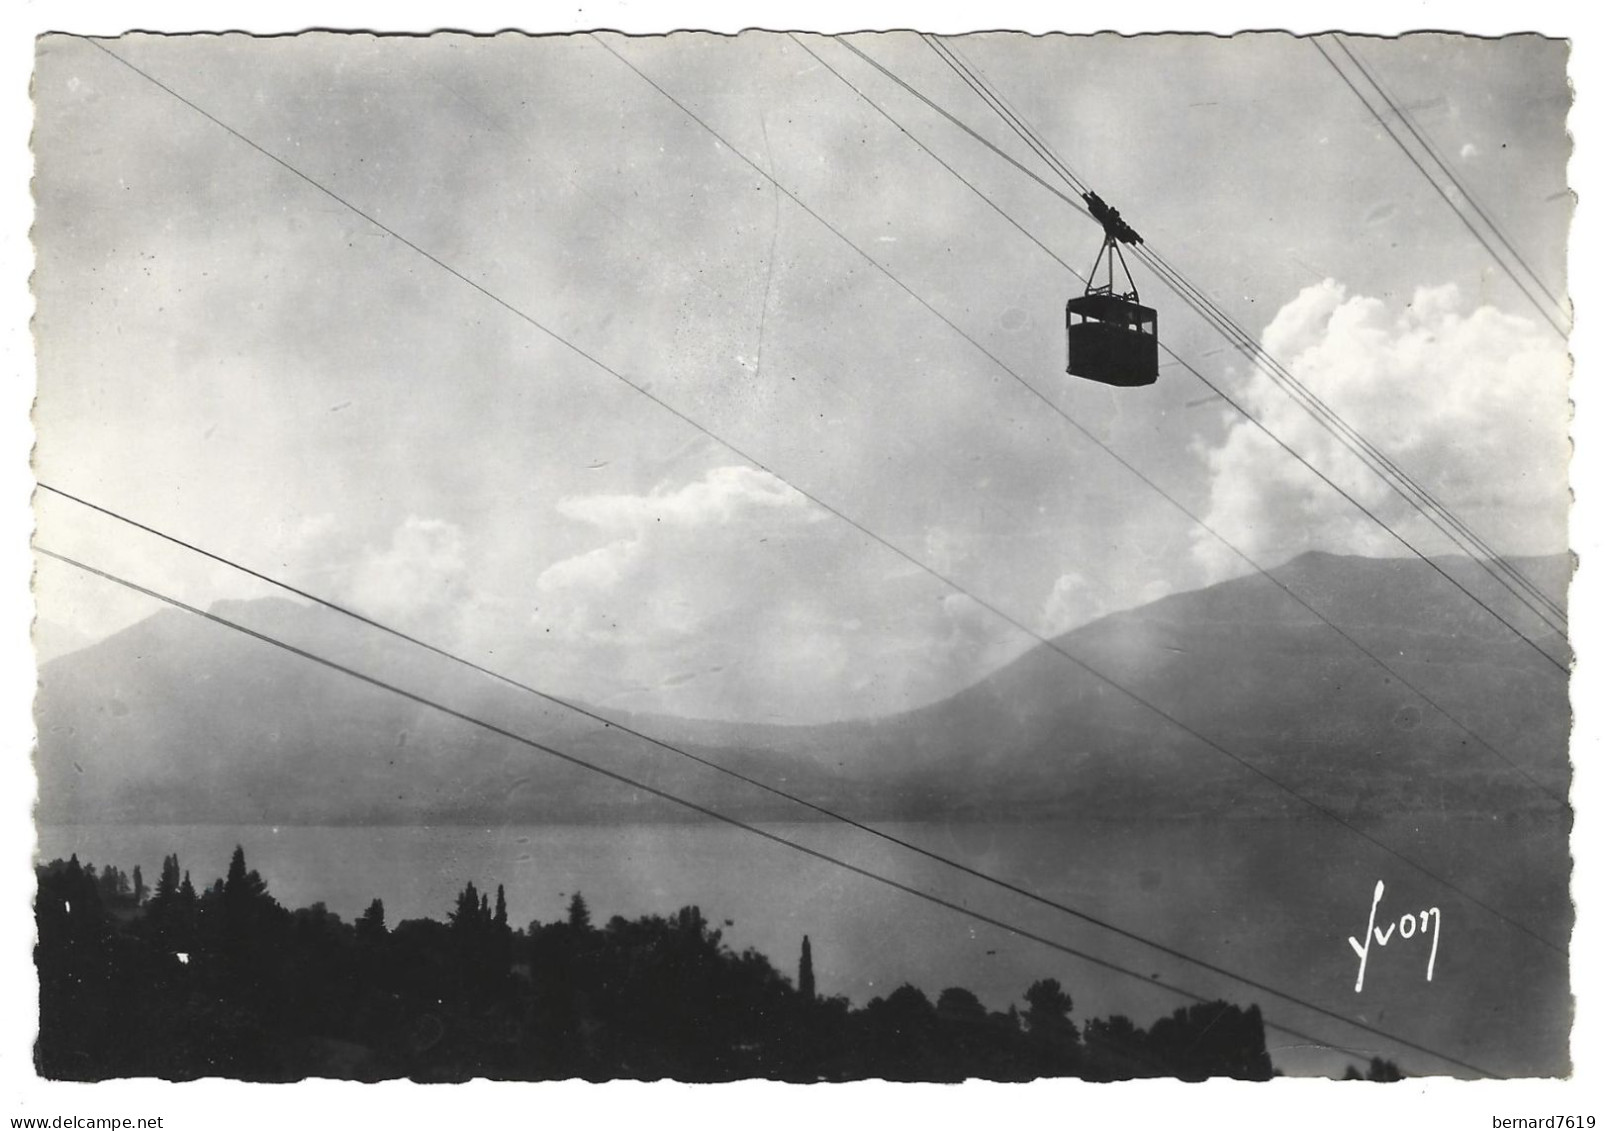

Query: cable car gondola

[1066,192,1158,388]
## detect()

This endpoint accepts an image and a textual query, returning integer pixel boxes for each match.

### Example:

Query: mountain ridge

[34,550,1572,825]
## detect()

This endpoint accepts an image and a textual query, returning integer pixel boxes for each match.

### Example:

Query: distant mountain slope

[34,553,1571,825]
[645,551,1570,818]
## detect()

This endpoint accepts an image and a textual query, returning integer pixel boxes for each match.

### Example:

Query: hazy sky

[30,31,1572,721]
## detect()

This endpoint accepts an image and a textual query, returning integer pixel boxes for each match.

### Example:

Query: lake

[36,813,1571,1080]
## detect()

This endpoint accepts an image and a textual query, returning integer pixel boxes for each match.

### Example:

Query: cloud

[276,512,340,557]
[517,464,1033,721]
[533,466,829,647]
[1042,571,1095,637]
[534,538,642,597]
[533,465,823,645]
[555,465,815,530]
[344,516,469,623]
[1040,570,1176,638]
[1192,280,1570,580]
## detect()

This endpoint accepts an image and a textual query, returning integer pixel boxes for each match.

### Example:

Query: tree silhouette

[90,864,132,905]
[224,846,247,894]
[1145,1002,1274,1081]
[357,898,386,942]
[1083,1012,1147,1079]
[566,891,591,931]
[35,855,118,1079]
[936,986,987,1025]
[223,846,269,906]
[1358,1056,1404,1082]
[449,882,483,931]
[861,984,941,1080]
[1023,978,1071,1027]
[35,844,1284,1084]
[798,935,816,1002]
[1019,978,1080,1076]
[152,854,181,909]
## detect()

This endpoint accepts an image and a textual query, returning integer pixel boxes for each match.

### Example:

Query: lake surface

[36,814,1571,1080]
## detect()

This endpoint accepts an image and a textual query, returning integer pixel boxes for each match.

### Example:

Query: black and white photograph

[9,2,1598,1124]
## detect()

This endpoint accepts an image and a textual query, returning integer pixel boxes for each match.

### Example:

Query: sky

[10,7,1600,1122]
[29,30,1573,723]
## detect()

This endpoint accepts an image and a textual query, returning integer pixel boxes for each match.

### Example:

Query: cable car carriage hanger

[1066,192,1158,388]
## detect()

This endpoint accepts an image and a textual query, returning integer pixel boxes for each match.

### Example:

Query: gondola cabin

[1066,189,1158,388]
[1065,292,1158,387]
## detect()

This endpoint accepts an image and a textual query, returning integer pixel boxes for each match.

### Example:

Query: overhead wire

[926,38,1088,197]
[1307,36,1573,623]
[56,30,1572,1078]
[831,34,1572,663]
[594,33,1566,946]
[1313,35,1570,339]
[56,23,1565,1068]
[786,36,1568,811]
[866,33,1572,640]
[916,35,1576,673]
[31,543,1506,1079]
[36,481,1523,1072]
[1331,35,1568,318]
[922,33,1571,638]
[78,35,1566,962]
[1131,241,1570,633]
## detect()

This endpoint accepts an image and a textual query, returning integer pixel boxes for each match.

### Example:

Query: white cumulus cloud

[555,465,815,530]
[534,538,642,597]
[531,466,827,647]
[517,464,1032,720]
[1192,280,1570,580]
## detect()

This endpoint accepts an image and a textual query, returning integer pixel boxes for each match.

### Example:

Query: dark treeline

[35,847,1397,1083]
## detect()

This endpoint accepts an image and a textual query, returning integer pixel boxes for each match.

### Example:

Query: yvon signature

[1349,880,1441,993]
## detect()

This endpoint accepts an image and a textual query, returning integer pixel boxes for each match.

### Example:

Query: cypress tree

[225,846,249,895]
[799,935,816,1001]
[153,854,181,907]
[450,882,482,930]
[147,855,181,941]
